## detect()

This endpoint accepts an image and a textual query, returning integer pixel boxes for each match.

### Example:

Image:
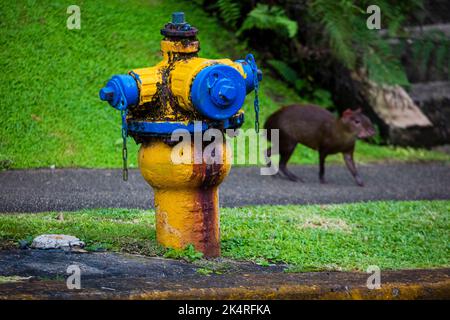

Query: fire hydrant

[99,12,262,257]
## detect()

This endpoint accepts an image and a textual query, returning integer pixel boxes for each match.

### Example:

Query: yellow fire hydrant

[99,12,261,257]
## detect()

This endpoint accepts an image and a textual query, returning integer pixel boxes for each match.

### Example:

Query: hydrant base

[155,187,220,257]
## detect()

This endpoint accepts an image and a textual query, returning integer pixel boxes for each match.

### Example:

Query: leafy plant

[216,0,241,28]
[368,124,383,145]
[237,4,298,39]
[266,59,298,85]
[410,30,450,80]
[204,0,422,87]
[196,268,214,275]
[307,0,413,85]
[164,244,204,262]
[267,59,334,108]
[308,0,359,69]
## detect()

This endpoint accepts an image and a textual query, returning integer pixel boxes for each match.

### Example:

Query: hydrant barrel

[139,139,231,257]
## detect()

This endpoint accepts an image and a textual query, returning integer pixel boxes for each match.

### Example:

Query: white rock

[31,234,85,249]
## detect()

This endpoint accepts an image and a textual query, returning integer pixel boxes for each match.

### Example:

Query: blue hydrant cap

[99,86,114,101]
[99,74,139,110]
[191,64,246,120]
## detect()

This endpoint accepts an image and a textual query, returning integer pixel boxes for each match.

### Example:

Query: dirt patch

[0,240,17,250]
[295,214,352,233]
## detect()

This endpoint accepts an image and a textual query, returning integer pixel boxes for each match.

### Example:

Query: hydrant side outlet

[99,12,262,257]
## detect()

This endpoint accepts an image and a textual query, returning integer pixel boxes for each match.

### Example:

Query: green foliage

[196,268,214,275]
[410,30,450,80]
[204,1,436,87]
[308,0,413,86]
[0,157,13,170]
[363,42,410,86]
[368,124,383,145]
[18,235,34,247]
[311,88,333,109]
[0,201,448,271]
[309,0,359,69]
[216,0,241,28]
[266,59,334,108]
[266,60,298,85]
[237,4,298,38]
[163,244,204,262]
[208,0,420,85]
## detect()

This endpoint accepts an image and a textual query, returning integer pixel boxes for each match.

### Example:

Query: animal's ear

[342,109,353,117]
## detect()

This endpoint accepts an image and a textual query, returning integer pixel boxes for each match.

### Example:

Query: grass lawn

[1,0,449,170]
[0,201,448,272]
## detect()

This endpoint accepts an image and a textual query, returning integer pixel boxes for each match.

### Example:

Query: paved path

[0,164,449,213]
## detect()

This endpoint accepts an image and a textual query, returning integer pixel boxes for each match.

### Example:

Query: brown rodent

[264,104,375,186]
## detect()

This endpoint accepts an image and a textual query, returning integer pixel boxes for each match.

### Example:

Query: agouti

[264,104,375,186]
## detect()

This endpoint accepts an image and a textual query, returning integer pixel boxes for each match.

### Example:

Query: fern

[202,0,424,86]
[237,4,298,38]
[308,0,359,68]
[217,0,241,28]
[308,0,415,85]
[267,59,298,85]
[364,49,409,86]
[410,30,450,80]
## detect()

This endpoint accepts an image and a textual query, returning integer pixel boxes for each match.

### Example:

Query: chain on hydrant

[99,12,262,257]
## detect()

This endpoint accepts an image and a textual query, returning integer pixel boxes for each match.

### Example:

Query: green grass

[0,0,449,169]
[230,138,450,167]
[289,140,450,165]
[0,201,448,272]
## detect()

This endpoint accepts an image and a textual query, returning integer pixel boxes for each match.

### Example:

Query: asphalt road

[0,164,449,213]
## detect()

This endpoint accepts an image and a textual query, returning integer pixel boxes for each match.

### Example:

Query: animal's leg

[264,147,281,178]
[343,151,364,186]
[279,143,302,182]
[319,151,327,184]
[265,147,272,168]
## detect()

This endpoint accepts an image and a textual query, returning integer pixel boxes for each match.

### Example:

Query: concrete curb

[1,269,449,300]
